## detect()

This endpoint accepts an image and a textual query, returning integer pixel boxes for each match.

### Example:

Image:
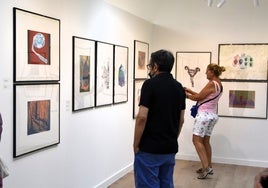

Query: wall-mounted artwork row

[218,43,268,119]
[13,7,61,158]
[72,36,129,111]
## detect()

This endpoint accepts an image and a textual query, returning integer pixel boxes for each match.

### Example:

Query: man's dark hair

[150,49,174,72]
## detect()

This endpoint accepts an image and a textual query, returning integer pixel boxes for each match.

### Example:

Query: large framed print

[95,42,114,107]
[72,36,96,111]
[14,8,60,82]
[134,40,149,79]
[176,52,211,92]
[218,81,267,119]
[133,79,146,119]
[114,45,128,104]
[218,43,268,81]
[14,83,60,157]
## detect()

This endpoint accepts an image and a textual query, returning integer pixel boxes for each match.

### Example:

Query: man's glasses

[146,63,153,69]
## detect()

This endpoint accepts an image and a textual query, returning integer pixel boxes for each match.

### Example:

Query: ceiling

[105,0,268,33]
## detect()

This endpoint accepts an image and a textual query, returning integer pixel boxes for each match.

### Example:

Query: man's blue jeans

[134,151,176,188]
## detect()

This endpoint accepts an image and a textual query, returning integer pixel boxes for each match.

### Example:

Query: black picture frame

[13,7,60,82]
[113,45,129,104]
[95,41,114,107]
[133,40,149,79]
[14,83,60,157]
[218,43,268,81]
[72,36,96,111]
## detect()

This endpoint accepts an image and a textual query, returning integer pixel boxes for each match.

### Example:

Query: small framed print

[95,41,114,107]
[14,83,60,157]
[134,40,149,79]
[218,43,268,81]
[113,45,128,104]
[133,79,146,119]
[13,8,60,82]
[218,81,267,119]
[72,36,96,111]
[176,52,211,92]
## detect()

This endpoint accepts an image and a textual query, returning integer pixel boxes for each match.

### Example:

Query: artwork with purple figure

[218,81,267,119]
[229,90,255,108]
[114,45,128,104]
[80,55,90,92]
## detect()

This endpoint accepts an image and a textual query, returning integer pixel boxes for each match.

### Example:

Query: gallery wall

[0,0,267,188]
[0,0,153,187]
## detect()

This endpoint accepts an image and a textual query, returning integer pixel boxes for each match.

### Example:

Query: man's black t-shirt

[139,73,186,154]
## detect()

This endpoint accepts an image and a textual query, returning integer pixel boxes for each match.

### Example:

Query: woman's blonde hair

[207,63,226,77]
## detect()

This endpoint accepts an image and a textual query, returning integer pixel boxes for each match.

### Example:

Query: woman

[185,63,225,179]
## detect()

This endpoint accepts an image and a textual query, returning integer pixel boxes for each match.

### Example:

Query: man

[133,49,186,188]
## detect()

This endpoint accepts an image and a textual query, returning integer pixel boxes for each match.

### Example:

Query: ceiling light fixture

[216,0,226,8]
[208,0,213,7]
[253,0,259,6]
[206,0,259,8]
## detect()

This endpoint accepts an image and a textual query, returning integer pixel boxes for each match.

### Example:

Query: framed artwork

[176,52,211,92]
[13,8,60,82]
[95,41,114,107]
[218,81,267,119]
[134,40,149,79]
[14,83,60,157]
[133,79,146,119]
[113,45,128,104]
[218,43,268,81]
[72,36,96,111]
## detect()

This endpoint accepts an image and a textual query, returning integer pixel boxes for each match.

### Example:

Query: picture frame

[176,52,211,92]
[72,36,96,111]
[218,43,268,81]
[95,41,114,107]
[218,81,267,119]
[14,83,60,157]
[113,45,128,104]
[133,79,146,119]
[134,40,149,79]
[13,8,60,82]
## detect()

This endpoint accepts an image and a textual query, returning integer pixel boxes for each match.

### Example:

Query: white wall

[0,0,153,187]
[0,0,268,188]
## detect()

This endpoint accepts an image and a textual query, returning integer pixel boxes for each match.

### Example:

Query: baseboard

[94,163,133,188]
[176,153,268,167]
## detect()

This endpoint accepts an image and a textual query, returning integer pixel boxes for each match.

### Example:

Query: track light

[208,0,213,7]
[217,0,226,8]
[253,0,259,6]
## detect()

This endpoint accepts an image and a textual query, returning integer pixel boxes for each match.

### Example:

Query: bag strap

[197,85,223,107]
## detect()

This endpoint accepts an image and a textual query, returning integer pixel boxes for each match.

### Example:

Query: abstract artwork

[218,81,267,119]
[72,36,96,111]
[218,43,268,81]
[95,41,114,107]
[176,52,211,92]
[114,45,128,104]
[14,8,60,82]
[134,40,149,79]
[14,83,60,157]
